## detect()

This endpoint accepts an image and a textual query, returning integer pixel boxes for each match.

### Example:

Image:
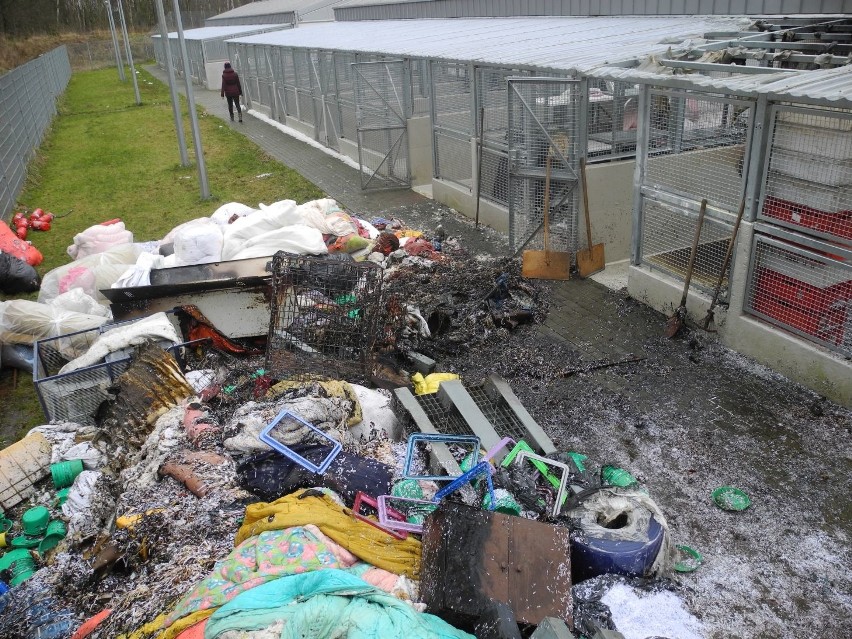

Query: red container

[753,291,847,345]
[756,267,852,315]
[762,196,852,240]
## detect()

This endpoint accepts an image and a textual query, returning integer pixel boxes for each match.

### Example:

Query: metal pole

[155,0,189,167]
[172,0,211,199]
[116,0,141,105]
[105,1,125,82]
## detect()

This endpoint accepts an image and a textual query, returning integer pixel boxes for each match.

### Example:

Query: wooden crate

[421,502,572,630]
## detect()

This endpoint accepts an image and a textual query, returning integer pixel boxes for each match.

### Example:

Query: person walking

[221,62,243,123]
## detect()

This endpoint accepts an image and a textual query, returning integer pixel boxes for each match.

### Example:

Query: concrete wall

[408,115,433,187]
[585,159,635,262]
[627,221,852,407]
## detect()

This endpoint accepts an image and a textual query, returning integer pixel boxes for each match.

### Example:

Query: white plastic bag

[210,201,257,226]
[58,311,180,374]
[223,224,327,261]
[0,300,108,346]
[48,289,112,318]
[172,219,223,265]
[112,252,165,289]
[67,221,134,260]
[39,244,141,304]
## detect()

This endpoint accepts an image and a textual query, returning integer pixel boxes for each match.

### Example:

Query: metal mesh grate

[35,360,130,425]
[760,107,852,244]
[640,199,734,294]
[266,252,384,384]
[465,386,526,442]
[435,130,472,187]
[414,393,469,436]
[479,145,509,207]
[745,235,852,356]
[586,80,641,161]
[410,58,431,116]
[507,78,580,254]
[645,90,751,213]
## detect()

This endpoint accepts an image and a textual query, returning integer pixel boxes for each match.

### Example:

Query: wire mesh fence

[586,79,641,162]
[640,199,734,295]
[645,90,751,213]
[0,46,71,221]
[68,38,154,72]
[507,77,580,255]
[266,252,384,384]
[745,235,852,356]
[760,106,852,245]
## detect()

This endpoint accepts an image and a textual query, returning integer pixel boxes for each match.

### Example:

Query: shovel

[703,196,746,330]
[577,158,606,278]
[665,199,707,338]
[522,146,571,280]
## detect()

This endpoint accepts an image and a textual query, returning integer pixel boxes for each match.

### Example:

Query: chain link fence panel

[0,46,71,220]
[586,79,640,162]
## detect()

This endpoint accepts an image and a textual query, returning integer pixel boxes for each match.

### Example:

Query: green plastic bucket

[483,488,522,516]
[0,548,35,586]
[50,459,84,489]
[21,506,50,536]
[391,479,424,500]
[38,520,68,554]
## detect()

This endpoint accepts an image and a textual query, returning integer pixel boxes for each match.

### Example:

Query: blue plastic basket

[259,409,342,474]
[402,433,481,481]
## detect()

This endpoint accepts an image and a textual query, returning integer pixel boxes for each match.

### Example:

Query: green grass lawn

[0,64,323,446]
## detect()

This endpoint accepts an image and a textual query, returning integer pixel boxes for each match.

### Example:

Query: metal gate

[353,60,410,190]
[310,51,341,151]
[507,78,582,255]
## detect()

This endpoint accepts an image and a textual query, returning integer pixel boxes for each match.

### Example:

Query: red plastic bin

[753,290,847,345]
[762,196,852,240]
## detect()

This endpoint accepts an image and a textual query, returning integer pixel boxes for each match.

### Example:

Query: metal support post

[171,0,211,199]
[105,1,125,82]
[631,84,650,266]
[155,0,189,167]
[116,0,140,104]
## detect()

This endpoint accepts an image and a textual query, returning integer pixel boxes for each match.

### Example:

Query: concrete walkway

[148,67,851,639]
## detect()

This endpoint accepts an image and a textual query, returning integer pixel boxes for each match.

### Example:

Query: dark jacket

[221,68,242,98]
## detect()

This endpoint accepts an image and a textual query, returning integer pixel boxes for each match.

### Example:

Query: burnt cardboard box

[421,502,572,630]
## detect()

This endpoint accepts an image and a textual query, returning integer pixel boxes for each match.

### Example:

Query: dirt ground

[376,203,852,638]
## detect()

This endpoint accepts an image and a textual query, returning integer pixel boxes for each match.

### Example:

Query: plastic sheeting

[39,244,142,305]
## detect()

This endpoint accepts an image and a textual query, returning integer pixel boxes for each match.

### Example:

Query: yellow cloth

[395,230,423,238]
[266,377,363,426]
[411,372,460,395]
[235,490,421,579]
[120,607,214,639]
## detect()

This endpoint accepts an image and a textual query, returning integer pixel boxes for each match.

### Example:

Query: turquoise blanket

[204,569,474,639]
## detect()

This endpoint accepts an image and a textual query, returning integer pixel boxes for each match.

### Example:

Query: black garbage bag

[571,573,678,637]
[0,251,40,294]
[236,444,394,504]
[473,600,522,639]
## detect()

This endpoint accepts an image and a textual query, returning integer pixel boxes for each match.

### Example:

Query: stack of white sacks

[0,198,379,350]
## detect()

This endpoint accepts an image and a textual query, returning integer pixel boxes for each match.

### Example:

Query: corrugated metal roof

[226,16,753,73]
[591,59,852,106]
[757,64,852,104]
[589,64,794,97]
[212,0,344,22]
[152,24,290,41]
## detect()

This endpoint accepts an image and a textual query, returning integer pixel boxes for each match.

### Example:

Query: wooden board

[422,502,572,629]
[0,433,52,510]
